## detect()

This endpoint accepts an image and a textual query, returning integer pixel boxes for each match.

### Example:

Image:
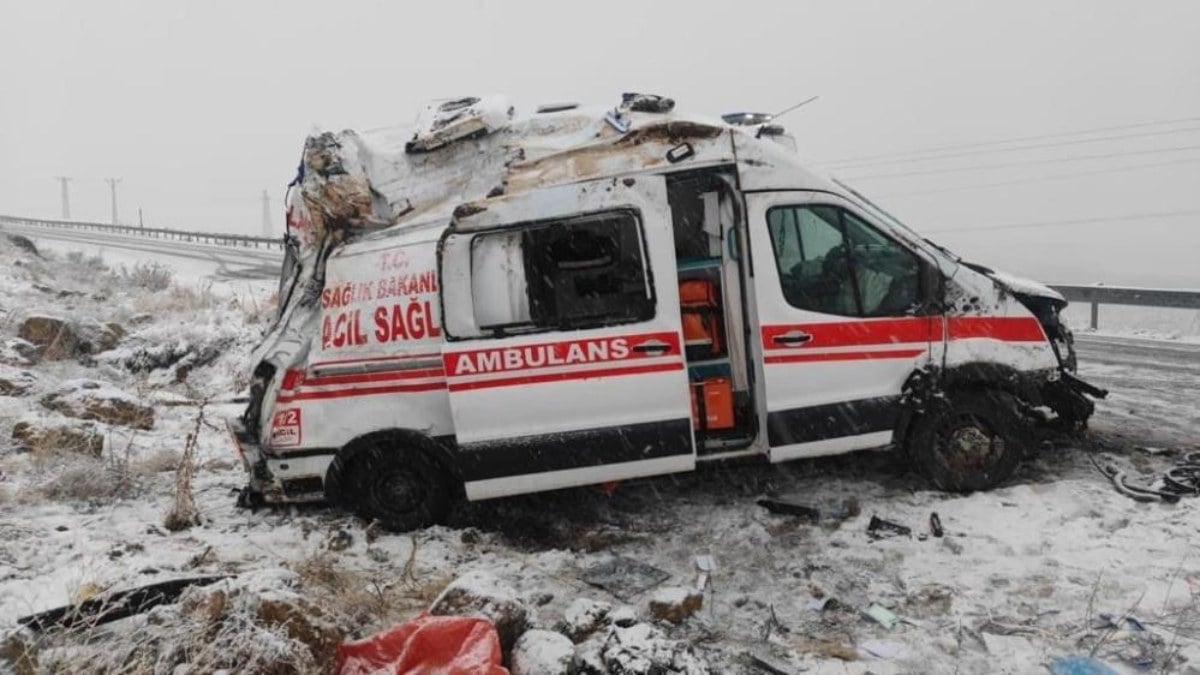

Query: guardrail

[1050,284,1200,330]
[0,214,281,250]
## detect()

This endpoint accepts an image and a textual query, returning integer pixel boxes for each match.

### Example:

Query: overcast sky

[2,1,1198,286]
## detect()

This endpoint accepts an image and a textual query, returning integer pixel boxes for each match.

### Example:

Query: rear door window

[469,210,655,336]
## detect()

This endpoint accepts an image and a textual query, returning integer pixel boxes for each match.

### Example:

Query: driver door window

[767,205,921,317]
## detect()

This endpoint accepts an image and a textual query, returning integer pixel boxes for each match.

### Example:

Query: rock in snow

[11,420,105,456]
[561,597,612,641]
[647,586,703,624]
[429,570,529,654]
[18,315,78,361]
[40,379,154,430]
[510,629,574,675]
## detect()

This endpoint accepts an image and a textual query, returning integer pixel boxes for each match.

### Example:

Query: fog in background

[2,0,1198,287]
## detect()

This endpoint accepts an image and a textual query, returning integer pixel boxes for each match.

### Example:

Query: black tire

[338,439,451,532]
[906,389,1030,492]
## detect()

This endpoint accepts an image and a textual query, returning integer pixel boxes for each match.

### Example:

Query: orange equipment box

[690,377,734,431]
[679,278,724,357]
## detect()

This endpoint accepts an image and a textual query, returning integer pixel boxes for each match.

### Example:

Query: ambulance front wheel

[906,388,1029,492]
[338,440,452,532]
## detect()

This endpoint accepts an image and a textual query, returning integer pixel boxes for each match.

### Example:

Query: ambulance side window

[470,210,654,335]
[767,205,921,317]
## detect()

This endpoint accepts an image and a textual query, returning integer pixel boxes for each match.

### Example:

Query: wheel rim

[938,415,1005,474]
[369,467,425,514]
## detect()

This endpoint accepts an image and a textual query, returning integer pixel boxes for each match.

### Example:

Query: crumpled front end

[980,267,1108,427]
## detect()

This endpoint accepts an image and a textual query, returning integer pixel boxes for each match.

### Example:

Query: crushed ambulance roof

[297,95,840,236]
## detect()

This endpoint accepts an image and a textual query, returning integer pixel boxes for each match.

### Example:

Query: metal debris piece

[694,554,715,591]
[756,497,819,520]
[929,512,944,538]
[581,555,670,601]
[19,575,227,632]
[867,515,911,539]
[863,604,900,630]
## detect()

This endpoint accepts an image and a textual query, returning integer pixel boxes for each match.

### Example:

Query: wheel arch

[895,361,1043,448]
[323,428,461,504]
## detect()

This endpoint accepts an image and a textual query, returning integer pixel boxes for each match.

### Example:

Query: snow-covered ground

[0,231,1198,674]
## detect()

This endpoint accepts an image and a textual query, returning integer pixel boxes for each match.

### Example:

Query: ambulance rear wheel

[341,442,451,532]
[907,389,1028,492]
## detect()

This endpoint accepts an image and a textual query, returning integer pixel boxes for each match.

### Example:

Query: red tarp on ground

[336,612,508,675]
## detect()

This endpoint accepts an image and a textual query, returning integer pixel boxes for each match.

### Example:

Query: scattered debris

[581,555,670,601]
[648,587,703,624]
[694,554,715,591]
[1048,655,1118,675]
[867,515,911,539]
[18,575,227,632]
[1092,459,1181,503]
[757,496,859,525]
[756,497,819,520]
[863,604,900,630]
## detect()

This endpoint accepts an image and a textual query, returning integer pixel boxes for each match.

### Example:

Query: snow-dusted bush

[121,261,174,292]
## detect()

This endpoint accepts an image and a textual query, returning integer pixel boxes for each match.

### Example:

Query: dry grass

[134,448,182,474]
[163,406,204,532]
[31,583,330,674]
[289,543,451,634]
[132,282,219,314]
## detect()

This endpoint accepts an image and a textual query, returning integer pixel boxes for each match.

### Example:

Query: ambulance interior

[666,170,757,454]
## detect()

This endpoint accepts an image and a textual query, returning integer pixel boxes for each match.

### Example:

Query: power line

[816,115,1200,165]
[827,126,1200,169]
[875,157,1200,198]
[842,144,1200,180]
[923,208,1200,234]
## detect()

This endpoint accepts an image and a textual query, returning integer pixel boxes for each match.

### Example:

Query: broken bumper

[225,417,334,505]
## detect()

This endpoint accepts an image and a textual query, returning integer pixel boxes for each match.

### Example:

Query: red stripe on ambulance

[946,316,1046,342]
[764,349,926,365]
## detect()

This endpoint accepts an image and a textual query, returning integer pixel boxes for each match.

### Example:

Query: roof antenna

[771,95,820,121]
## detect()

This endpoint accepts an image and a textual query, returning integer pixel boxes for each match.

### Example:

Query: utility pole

[138,207,144,229]
[54,176,72,219]
[261,189,272,237]
[104,178,122,225]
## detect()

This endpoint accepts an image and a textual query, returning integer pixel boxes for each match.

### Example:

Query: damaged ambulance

[230,94,1107,530]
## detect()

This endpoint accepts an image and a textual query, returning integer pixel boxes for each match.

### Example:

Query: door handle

[773,331,813,346]
[632,340,671,354]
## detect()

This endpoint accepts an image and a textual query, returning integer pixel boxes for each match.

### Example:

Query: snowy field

[0,230,1198,674]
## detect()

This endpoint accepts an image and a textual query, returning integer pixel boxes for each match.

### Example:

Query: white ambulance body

[232,95,1104,530]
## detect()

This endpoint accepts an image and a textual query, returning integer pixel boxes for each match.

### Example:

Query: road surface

[0,221,281,283]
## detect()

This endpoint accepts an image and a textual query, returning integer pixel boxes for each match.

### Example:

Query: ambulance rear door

[439,177,695,500]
